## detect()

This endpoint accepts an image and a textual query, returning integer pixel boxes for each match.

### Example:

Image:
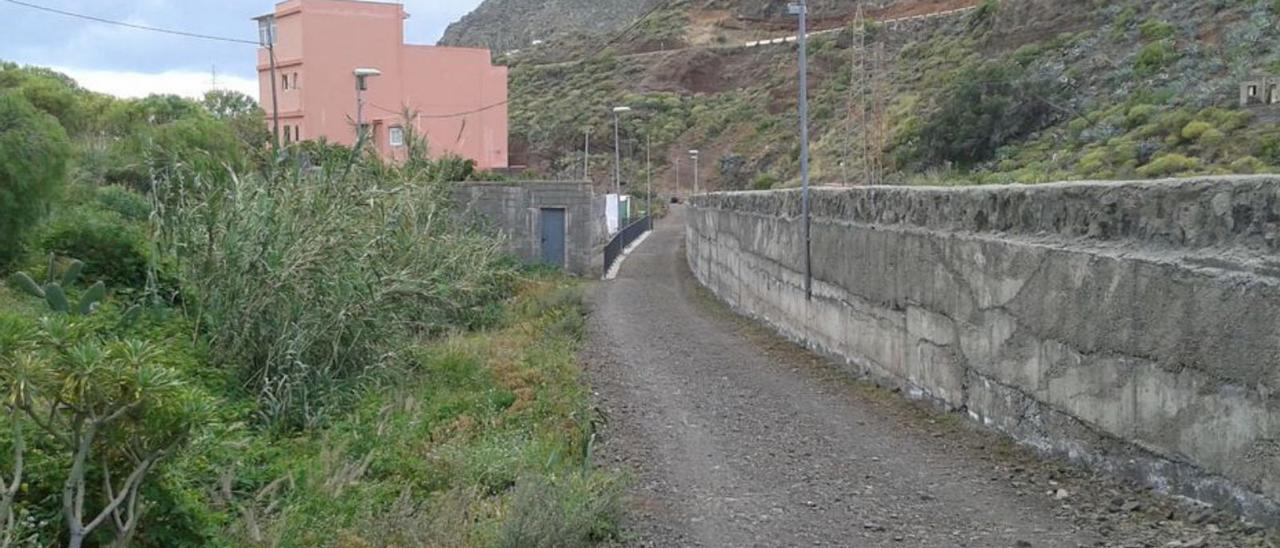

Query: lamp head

[612,106,633,114]
[354,68,381,91]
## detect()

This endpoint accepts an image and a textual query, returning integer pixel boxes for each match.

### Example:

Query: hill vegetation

[483,0,1280,191]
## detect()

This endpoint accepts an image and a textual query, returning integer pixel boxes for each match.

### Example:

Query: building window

[281,74,289,90]
[389,126,405,147]
[283,124,292,144]
[1249,85,1258,97]
[292,72,299,89]
[294,125,301,142]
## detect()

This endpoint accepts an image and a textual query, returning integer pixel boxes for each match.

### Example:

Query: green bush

[1198,128,1226,148]
[39,207,150,289]
[1181,121,1214,142]
[905,60,1065,168]
[1139,20,1176,40]
[95,185,152,221]
[1125,104,1159,128]
[1134,41,1179,76]
[752,173,779,190]
[1230,156,1268,174]
[1137,153,1199,178]
[0,312,215,547]
[0,92,71,268]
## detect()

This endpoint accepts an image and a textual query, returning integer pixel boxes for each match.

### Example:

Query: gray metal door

[540,208,566,268]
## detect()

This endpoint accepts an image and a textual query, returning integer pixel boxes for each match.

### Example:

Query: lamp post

[584,127,591,181]
[791,0,813,300]
[612,106,631,196]
[645,131,652,226]
[354,67,382,156]
[689,149,700,196]
[674,157,681,202]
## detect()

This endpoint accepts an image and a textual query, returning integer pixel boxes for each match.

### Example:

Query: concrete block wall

[686,176,1280,523]
[453,181,606,277]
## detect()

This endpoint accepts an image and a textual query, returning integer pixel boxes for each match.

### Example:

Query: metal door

[540,208,566,268]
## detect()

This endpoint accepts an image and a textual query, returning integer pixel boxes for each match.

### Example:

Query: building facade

[255,0,509,169]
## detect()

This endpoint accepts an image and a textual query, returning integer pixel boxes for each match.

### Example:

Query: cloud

[51,65,259,100]
[3,0,488,90]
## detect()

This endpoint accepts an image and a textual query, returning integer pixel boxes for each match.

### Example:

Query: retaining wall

[686,176,1280,523]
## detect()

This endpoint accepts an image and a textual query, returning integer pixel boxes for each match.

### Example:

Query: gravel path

[583,207,1270,548]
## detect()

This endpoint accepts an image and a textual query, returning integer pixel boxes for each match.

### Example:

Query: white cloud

[51,66,259,100]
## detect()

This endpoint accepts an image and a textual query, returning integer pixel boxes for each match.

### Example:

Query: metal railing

[603,216,652,275]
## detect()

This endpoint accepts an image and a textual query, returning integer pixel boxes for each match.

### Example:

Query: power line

[369,100,511,119]
[2,0,259,45]
[582,0,675,60]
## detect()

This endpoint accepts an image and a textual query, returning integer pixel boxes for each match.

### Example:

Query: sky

[0,0,485,99]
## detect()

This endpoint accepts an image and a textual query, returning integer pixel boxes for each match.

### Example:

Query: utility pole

[689,149,700,196]
[267,44,280,155]
[353,68,381,157]
[646,132,652,222]
[612,106,632,196]
[675,157,681,202]
[584,128,591,182]
[793,0,813,299]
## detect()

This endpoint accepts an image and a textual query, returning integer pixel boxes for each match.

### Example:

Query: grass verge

[133,276,622,547]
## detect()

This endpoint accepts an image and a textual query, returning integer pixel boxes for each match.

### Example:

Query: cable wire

[369,99,511,120]
[2,0,259,45]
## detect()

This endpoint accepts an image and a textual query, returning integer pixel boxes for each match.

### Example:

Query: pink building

[255,0,509,169]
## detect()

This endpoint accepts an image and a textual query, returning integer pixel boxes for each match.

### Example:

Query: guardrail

[603,216,652,275]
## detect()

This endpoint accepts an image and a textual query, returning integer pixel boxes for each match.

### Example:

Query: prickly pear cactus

[8,256,107,316]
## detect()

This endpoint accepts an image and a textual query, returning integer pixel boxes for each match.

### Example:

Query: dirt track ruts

[582,206,1269,548]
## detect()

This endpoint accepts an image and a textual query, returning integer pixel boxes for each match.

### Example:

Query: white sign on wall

[605,194,620,234]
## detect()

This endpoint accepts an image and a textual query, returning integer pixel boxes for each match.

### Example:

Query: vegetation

[0,61,620,546]
[0,91,70,267]
[503,0,1280,189]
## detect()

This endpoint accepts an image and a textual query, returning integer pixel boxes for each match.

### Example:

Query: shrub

[1181,121,1214,142]
[1198,128,1226,148]
[1137,153,1199,178]
[0,317,214,547]
[39,207,150,289]
[95,185,152,221]
[1139,20,1176,41]
[1125,104,1159,128]
[906,60,1065,168]
[155,165,517,428]
[1257,133,1280,163]
[1230,156,1268,174]
[1134,41,1178,76]
[0,92,71,268]
[752,173,779,190]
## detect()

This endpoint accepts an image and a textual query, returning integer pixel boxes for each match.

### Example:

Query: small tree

[0,317,210,548]
[0,91,71,267]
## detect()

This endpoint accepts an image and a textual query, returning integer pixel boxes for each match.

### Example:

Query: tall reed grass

[153,158,517,429]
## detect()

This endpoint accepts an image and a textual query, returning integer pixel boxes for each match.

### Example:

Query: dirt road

[583,207,1264,547]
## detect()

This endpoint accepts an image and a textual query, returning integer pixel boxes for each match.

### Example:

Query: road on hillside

[583,206,1257,547]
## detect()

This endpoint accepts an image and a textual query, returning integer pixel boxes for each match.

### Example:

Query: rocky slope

[448,0,1280,192]
[438,0,663,52]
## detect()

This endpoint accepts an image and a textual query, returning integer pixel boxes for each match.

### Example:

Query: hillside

[438,0,664,52]
[450,0,1280,194]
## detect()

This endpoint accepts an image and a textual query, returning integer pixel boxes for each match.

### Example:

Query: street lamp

[612,106,632,196]
[689,149,700,196]
[793,0,813,300]
[354,68,382,155]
